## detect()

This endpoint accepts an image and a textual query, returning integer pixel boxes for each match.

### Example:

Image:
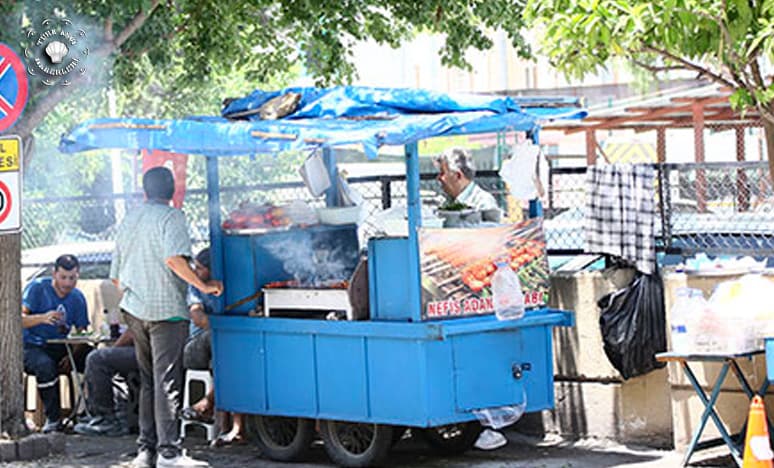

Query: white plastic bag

[498,142,546,200]
[473,398,527,429]
[692,276,762,353]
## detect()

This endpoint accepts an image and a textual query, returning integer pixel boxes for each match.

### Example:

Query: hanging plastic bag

[597,271,667,379]
[498,142,546,200]
[473,390,527,430]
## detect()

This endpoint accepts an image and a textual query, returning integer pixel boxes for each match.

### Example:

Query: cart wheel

[251,415,314,462]
[319,420,394,467]
[418,421,482,455]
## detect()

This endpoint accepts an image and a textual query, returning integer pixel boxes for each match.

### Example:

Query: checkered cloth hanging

[585,164,656,274]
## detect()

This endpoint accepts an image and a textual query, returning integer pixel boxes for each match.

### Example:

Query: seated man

[434,147,502,222]
[74,328,138,436]
[22,254,91,433]
[181,248,244,446]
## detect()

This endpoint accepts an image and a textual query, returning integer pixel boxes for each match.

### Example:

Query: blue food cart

[60,86,585,466]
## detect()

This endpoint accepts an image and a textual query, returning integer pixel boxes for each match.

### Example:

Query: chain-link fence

[21,171,506,253]
[546,161,774,255]
[21,163,774,262]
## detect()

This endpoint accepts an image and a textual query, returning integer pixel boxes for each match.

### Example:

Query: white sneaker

[474,429,508,450]
[156,450,209,467]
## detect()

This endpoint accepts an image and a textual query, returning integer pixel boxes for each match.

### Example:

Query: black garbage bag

[598,271,667,380]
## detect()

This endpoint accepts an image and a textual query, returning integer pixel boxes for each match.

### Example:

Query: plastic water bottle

[670,287,696,354]
[491,261,525,320]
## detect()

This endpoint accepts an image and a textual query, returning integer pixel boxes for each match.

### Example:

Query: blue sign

[0,44,29,133]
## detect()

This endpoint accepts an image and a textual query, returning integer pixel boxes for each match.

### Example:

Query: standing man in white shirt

[434,148,502,222]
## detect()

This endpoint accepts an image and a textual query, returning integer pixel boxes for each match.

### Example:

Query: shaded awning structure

[544,83,762,212]
[543,84,758,165]
[59,86,587,159]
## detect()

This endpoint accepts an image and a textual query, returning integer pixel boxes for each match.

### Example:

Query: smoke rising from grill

[263,236,354,287]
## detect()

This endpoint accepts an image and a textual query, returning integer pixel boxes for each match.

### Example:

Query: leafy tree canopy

[524,0,774,177]
[0,0,532,148]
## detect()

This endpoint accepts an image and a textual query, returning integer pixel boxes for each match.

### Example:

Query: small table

[656,349,768,467]
[47,336,115,424]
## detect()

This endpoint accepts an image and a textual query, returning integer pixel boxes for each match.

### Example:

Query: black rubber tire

[319,420,394,467]
[251,415,315,462]
[418,421,483,455]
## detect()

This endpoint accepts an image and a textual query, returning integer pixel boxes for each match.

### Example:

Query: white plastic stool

[181,369,216,441]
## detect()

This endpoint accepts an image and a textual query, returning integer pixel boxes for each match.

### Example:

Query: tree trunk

[0,232,26,438]
[764,119,774,185]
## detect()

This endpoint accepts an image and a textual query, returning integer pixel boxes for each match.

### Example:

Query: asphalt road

[0,430,736,468]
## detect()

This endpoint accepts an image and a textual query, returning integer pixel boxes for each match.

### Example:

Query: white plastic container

[669,287,694,354]
[491,262,525,321]
[316,205,361,225]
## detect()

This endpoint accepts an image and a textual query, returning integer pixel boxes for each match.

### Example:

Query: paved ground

[0,429,737,468]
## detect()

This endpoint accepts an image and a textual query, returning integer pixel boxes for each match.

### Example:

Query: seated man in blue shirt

[22,254,91,433]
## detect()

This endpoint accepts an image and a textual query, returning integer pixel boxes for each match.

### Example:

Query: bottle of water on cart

[491,261,525,320]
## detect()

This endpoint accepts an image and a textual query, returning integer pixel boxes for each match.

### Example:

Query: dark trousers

[183,330,211,371]
[124,312,188,459]
[84,345,138,417]
[23,343,87,422]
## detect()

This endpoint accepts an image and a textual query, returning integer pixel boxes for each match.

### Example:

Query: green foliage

[1,1,532,91]
[0,0,535,199]
[524,0,774,114]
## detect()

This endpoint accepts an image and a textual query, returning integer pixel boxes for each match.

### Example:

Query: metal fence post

[660,164,673,251]
[380,177,391,209]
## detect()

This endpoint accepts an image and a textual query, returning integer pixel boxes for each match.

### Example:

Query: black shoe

[41,419,62,433]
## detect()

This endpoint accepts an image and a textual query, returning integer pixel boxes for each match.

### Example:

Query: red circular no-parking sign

[0,44,29,133]
[0,180,12,224]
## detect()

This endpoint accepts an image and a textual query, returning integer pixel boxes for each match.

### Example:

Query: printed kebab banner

[141,149,188,208]
[419,217,550,319]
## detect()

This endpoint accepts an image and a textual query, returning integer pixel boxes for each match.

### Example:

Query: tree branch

[750,58,766,90]
[114,0,161,50]
[104,16,113,43]
[13,1,162,152]
[641,44,737,89]
[673,6,751,72]
[630,58,687,73]
[13,75,85,143]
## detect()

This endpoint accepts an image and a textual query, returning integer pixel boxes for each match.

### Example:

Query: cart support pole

[405,142,422,320]
[206,155,225,313]
[529,129,543,219]
[323,147,339,207]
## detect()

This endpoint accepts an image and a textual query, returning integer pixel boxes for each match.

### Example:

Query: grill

[263,287,358,320]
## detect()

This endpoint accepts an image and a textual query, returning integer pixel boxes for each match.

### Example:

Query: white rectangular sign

[0,136,21,233]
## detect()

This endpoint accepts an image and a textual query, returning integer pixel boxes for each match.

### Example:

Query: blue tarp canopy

[59,86,586,159]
